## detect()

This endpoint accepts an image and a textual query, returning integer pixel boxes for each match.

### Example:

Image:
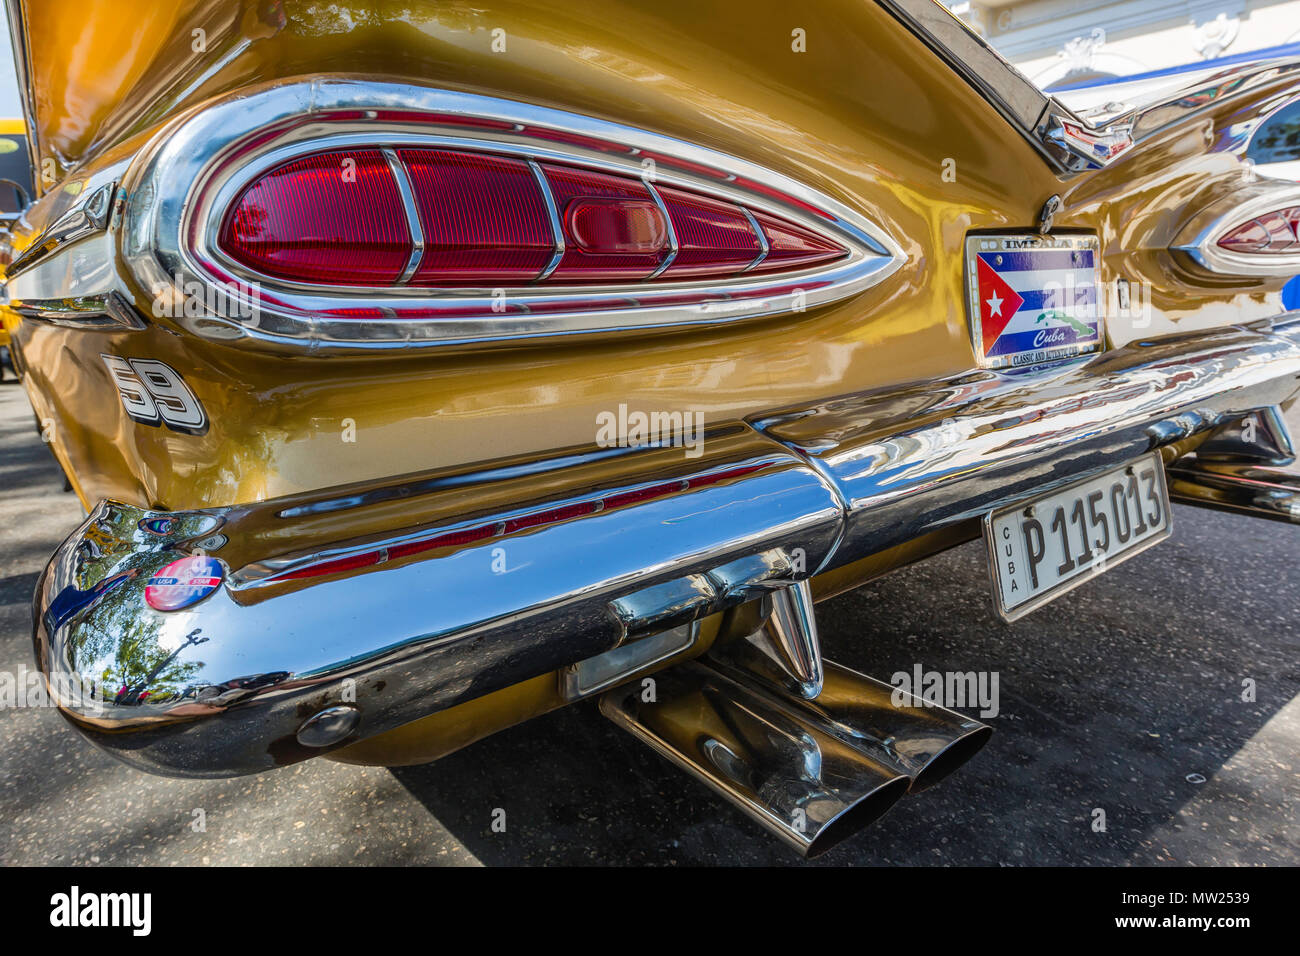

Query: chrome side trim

[7,180,117,278]
[3,228,143,330]
[643,181,678,280]
[117,77,905,352]
[11,291,144,330]
[740,206,768,273]
[382,148,424,285]
[1171,183,1300,278]
[32,321,1300,777]
[529,159,565,281]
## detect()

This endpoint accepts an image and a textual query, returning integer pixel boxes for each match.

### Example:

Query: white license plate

[965,233,1102,369]
[985,453,1172,620]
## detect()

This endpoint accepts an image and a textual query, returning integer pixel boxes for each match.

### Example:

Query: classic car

[6,0,1300,858]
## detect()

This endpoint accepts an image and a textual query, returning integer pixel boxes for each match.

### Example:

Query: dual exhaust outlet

[599,582,991,857]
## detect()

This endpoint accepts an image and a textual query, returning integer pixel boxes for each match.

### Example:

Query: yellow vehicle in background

[0,116,32,380]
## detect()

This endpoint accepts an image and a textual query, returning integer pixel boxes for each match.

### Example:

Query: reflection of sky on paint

[0,16,18,119]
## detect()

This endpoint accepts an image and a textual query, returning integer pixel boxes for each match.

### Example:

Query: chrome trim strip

[529,159,564,281]
[381,148,424,285]
[116,77,906,352]
[643,181,678,280]
[5,228,132,327]
[11,291,144,330]
[740,206,769,273]
[31,320,1300,777]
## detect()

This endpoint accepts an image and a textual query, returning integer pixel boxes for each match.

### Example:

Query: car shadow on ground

[390,509,1299,865]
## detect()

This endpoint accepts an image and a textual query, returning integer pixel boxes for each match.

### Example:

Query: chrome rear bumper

[34,318,1300,776]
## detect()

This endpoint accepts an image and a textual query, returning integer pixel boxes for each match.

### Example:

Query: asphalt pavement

[1,375,1296,866]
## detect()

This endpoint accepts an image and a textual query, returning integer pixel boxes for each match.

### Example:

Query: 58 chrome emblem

[101,355,208,434]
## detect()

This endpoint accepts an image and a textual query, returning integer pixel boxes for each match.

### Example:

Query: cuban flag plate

[964,233,1103,369]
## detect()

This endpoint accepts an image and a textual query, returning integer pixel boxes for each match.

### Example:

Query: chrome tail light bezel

[118,77,905,352]
[1172,183,1300,279]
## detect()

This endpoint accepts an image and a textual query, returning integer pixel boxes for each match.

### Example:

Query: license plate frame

[965,232,1103,370]
[984,453,1172,621]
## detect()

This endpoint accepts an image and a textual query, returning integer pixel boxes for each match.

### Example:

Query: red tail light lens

[1217,206,1300,253]
[539,163,670,281]
[567,198,667,254]
[750,211,849,273]
[656,186,762,278]
[220,150,412,285]
[215,147,849,289]
[398,148,554,284]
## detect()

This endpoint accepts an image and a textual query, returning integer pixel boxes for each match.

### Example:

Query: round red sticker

[144,555,224,611]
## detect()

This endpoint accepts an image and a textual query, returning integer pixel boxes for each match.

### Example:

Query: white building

[948,0,1300,89]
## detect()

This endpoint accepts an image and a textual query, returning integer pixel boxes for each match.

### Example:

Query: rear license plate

[985,453,1171,621]
[965,233,1102,369]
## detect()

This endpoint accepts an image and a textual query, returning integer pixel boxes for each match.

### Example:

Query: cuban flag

[975,249,1099,362]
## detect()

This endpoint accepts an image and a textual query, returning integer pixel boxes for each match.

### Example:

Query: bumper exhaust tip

[599,663,915,858]
[801,775,912,858]
[908,723,993,792]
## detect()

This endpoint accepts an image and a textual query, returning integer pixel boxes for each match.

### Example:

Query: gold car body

[7,0,1300,781]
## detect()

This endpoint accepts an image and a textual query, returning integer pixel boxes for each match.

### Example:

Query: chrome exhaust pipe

[599,663,912,858]
[788,661,993,792]
[600,583,992,855]
[707,582,992,792]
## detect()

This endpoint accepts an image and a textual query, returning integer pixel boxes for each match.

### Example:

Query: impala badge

[964,233,1103,370]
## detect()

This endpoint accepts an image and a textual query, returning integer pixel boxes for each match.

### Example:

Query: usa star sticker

[975,256,1025,354]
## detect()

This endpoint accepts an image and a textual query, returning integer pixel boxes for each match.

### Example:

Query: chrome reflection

[599,663,912,858]
[34,436,843,776]
[30,321,1300,779]
[755,320,1300,575]
[1167,459,1300,524]
[708,586,991,792]
[709,580,824,699]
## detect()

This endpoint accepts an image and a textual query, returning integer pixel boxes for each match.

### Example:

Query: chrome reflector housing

[1172,183,1300,278]
[118,77,905,351]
